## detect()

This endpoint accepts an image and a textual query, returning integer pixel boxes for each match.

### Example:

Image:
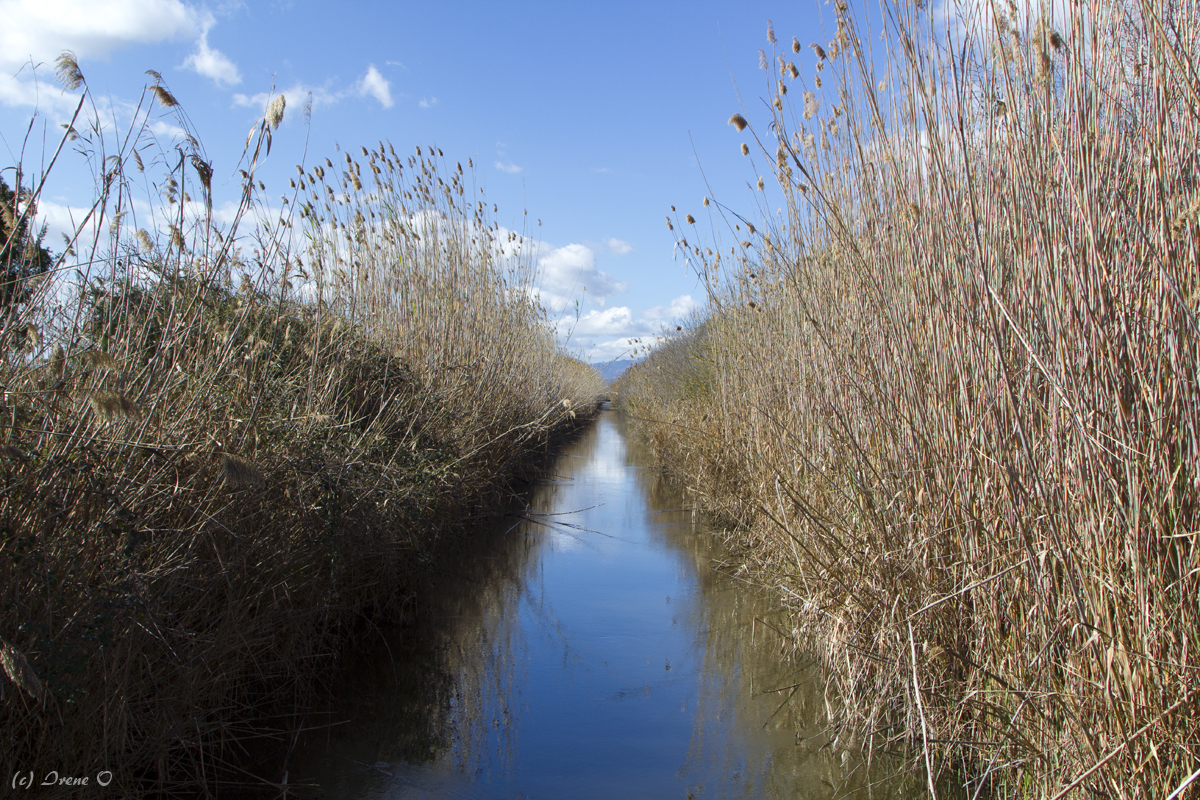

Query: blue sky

[1,0,838,362]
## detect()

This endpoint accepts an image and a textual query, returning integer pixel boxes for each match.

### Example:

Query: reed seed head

[266,94,286,129]
[152,84,179,108]
[54,51,84,90]
[88,350,120,372]
[220,454,265,487]
[729,113,749,132]
[49,344,66,378]
[90,390,140,423]
[0,638,45,700]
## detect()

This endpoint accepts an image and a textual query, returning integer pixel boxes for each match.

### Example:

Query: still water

[289,408,914,799]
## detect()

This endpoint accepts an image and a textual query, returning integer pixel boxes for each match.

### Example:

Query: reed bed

[0,62,603,795]
[619,0,1200,795]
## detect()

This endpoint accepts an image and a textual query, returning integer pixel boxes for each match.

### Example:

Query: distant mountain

[592,359,634,383]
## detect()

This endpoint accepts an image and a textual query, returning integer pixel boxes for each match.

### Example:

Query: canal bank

[287,407,916,798]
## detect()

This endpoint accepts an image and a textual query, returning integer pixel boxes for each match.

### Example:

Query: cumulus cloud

[0,0,202,71]
[232,84,337,115]
[148,119,187,139]
[643,294,700,322]
[587,338,649,363]
[181,22,240,86]
[555,293,702,361]
[357,64,392,108]
[605,238,633,255]
[418,96,437,108]
[504,235,699,360]
[0,0,206,108]
[0,74,77,112]
[494,161,521,174]
[235,69,391,115]
[533,243,627,312]
[562,306,635,338]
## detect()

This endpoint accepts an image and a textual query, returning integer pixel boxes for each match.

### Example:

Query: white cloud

[148,119,187,139]
[588,337,647,363]
[232,67,392,118]
[554,293,702,361]
[32,198,97,254]
[180,21,240,86]
[561,306,635,338]
[0,0,203,72]
[534,243,626,312]
[0,71,78,114]
[494,161,521,174]
[418,96,437,108]
[0,0,206,108]
[605,238,633,255]
[643,294,700,322]
[232,84,338,116]
[357,64,392,108]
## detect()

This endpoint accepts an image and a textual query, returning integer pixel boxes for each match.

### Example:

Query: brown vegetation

[619,0,1200,796]
[0,61,603,794]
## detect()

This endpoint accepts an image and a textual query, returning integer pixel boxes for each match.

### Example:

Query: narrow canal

[289,407,914,798]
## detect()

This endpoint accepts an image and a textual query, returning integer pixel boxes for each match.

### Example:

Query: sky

[0,0,843,362]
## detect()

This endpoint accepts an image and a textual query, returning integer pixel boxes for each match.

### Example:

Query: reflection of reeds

[621,0,1200,794]
[292,436,594,784]
[628,432,912,798]
[1,62,603,795]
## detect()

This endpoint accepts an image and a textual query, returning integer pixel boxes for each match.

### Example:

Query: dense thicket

[620,0,1200,795]
[0,64,603,794]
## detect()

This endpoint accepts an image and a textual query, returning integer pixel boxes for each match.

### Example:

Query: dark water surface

[289,408,915,799]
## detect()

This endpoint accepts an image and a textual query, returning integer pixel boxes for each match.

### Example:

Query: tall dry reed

[621,0,1199,795]
[0,61,602,795]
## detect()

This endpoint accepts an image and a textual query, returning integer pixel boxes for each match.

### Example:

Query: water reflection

[289,408,915,798]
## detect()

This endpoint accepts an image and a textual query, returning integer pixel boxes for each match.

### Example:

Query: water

[288,407,915,799]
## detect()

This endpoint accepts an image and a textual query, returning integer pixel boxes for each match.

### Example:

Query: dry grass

[620,0,1200,795]
[0,64,603,794]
